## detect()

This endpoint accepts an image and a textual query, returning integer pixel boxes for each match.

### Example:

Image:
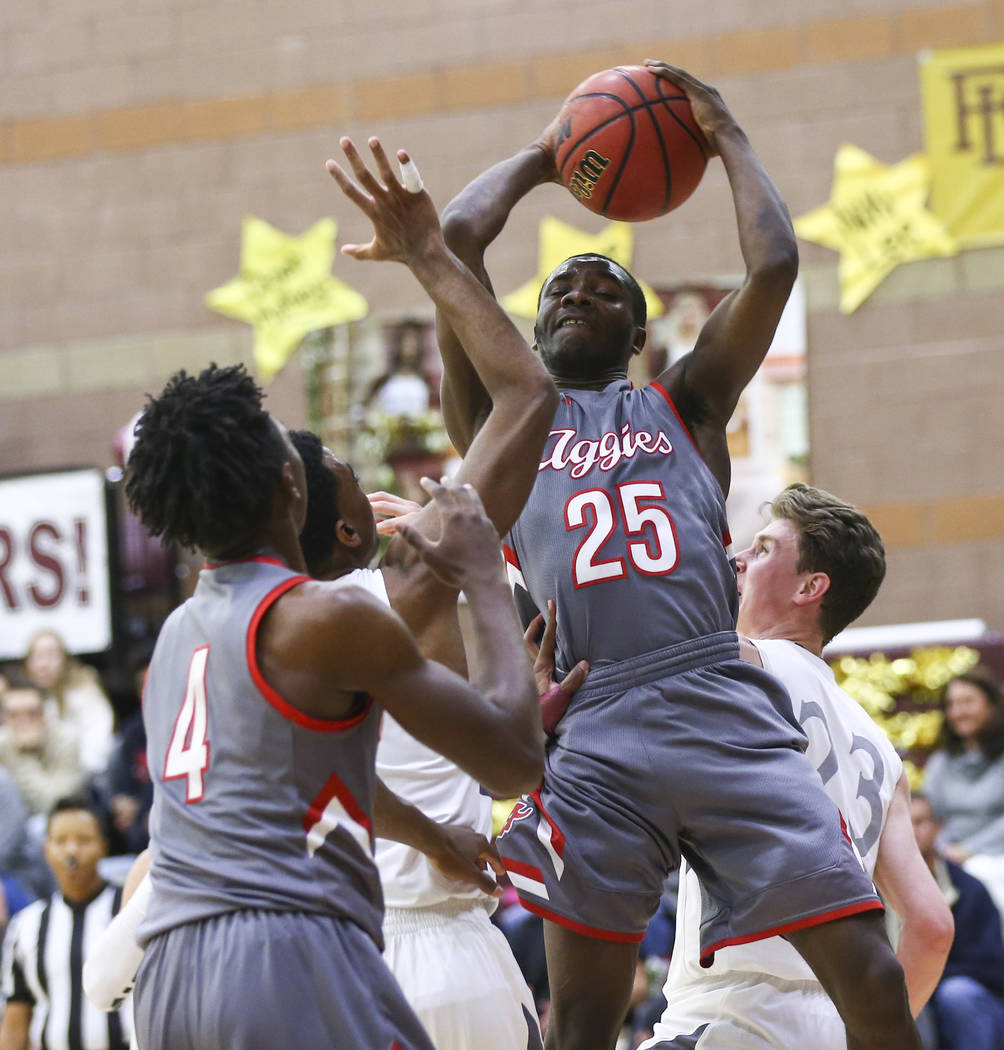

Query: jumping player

[124,144,551,1049]
[435,59,923,1050]
[644,484,954,1049]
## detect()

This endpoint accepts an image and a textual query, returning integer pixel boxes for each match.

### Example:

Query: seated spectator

[0,764,52,900]
[924,666,1004,922]
[0,681,87,820]
[24,630,115,775]
[911,793,1004,1050]
[0,795,132,1050]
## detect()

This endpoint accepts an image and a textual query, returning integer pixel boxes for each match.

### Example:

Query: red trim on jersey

[303,768,372,836]
[722,527,732,549]
[515,897,645,944]
[530,788,566,859]
[246,576,374,732]
[699,898,884,967]
[502,544,522,569]
[649,382,707,465]
[204,555,289,570]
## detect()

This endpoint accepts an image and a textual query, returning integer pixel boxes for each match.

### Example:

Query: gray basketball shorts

[496,631,882,960]
[134,909,435,1050]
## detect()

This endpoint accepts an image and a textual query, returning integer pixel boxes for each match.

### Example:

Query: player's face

[944,678,995,744]
[322,448,378,561]
[534,258,643,378]
[735,517,806,637]
[45,810,106,898]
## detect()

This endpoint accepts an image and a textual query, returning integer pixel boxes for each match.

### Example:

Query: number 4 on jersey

[164,646,211,802]
[566,481,679,587]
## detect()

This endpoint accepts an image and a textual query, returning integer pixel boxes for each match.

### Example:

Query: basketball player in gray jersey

[124,140,552,1050]
[436,59,923,1050]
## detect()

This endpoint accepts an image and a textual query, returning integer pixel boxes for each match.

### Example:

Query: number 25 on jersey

[566,481,679,588]
[164,646,211,802]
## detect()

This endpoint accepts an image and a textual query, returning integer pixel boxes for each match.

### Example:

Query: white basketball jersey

[329,568,494,910]
[668,639,902,985]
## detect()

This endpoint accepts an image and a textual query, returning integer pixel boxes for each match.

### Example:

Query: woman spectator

[24,631,115,776]
[925,665,1004,922]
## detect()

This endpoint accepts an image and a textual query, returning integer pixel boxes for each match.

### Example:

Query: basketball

[554,65,709,222]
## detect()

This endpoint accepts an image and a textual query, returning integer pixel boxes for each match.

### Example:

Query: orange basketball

[554,65,708,222]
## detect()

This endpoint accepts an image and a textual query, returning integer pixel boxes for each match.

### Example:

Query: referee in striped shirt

[1,795,131,1050]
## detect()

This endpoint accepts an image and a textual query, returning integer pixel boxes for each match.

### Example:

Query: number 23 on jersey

[566,481,679,587]
[164,646,211,803]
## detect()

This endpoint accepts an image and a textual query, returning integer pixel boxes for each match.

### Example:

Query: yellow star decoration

[500,216,664,321]
[793,145,957,314]
[206,217,369,382]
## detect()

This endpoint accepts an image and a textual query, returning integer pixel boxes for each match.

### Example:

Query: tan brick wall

[1,0,1003,630]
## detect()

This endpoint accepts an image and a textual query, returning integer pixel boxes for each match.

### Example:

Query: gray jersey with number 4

[507,380,736,671]
[138,557,385,950]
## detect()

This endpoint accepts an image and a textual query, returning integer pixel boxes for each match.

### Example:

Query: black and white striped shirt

[1,883,131,1050]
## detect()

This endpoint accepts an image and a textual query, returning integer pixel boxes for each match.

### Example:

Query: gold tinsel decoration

[830,646,981,790]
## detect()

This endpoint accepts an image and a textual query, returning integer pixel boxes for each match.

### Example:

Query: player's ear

[335,518,363,549]
[795,572,830,606]
[631,326,647,356]
[280,460,305,512]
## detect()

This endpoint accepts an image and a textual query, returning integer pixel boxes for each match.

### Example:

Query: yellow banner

[920,42,1004,247]
[206,217,368,382]
[793,145,956,314]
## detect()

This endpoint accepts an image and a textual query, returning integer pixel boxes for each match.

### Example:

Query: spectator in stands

[0,681,87,820]
[924,666,1004,921]
[24,631,115,775]
[0,795,132,1050]
[0,764,52,900]
[911,793,1004,1050]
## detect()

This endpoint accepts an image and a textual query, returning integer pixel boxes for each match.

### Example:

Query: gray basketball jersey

[139,557,384,948]
[507,380,736,669]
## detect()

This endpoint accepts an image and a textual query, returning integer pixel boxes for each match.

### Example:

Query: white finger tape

[399,157,424,193]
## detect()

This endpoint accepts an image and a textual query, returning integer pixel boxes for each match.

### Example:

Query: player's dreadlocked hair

[770,482,886,645]
[290,429,341,576]
[125,364,287,555]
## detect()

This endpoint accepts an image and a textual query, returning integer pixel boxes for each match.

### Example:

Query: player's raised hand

[643,60,730,157]
[396,476,502,591]
[326,137,443,264]
[425,823,505,897]
[368,491,422,536]
[524,599,589,735]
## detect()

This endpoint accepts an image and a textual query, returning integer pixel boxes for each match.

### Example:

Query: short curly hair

[125,364,287,555]
[770,483,886,645]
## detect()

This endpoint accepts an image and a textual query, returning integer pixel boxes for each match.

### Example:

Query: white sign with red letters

[0,469,112,659]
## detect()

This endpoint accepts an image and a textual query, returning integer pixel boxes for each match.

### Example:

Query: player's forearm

[411,244,554,411]
[372,778,444,855]
[442,143,555,255]
[462,570,544,765]
[716,126,798,283]
[896,918,954,1016]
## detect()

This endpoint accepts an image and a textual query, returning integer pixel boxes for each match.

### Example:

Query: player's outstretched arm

[327,137,557,536]
[873,774,955,1015]
[651,63,797,486]
[437,134,561,452]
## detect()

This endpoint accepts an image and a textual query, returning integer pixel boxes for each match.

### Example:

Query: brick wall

[2,0,1002,628]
